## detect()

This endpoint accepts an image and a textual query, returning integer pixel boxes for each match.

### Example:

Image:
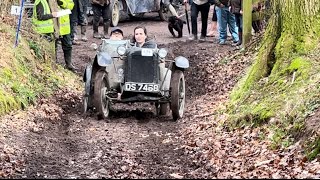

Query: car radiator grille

[125,54,159,83]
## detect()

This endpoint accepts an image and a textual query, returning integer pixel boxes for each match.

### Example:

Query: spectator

[252,1,263,34]
[214,0,239,45]
[207,4,218,37]
[230,0,242,46]
[32,0,77,72]
[184,0,211,41]
[70,0,88,45]
[91,0,111,39]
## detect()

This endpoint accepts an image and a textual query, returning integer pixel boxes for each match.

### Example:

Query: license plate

[141,48,153,56]
[124,82,159,92]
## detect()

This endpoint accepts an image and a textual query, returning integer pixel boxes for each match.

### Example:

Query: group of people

[31,0,266,72]
[32,0,180,72]
[31,0,153,71]
[185,0,266,46]
[32,0,112,72]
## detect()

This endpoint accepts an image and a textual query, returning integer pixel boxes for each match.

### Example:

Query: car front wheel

[170,70,185,120]
[93,70,110,120]
[110,0,120,27]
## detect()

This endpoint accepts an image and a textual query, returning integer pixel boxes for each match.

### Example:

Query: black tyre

[83,95,94,114]
[93,70,110,120]
[128,13,145,20]
[110,0,120,27]
[83,95,89,114]
[159,3,169,21]
[170,70,185,120]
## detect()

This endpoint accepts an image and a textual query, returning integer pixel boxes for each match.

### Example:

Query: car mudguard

[174,56,189,69]
[83,64,93,96]
[97,52,112,67]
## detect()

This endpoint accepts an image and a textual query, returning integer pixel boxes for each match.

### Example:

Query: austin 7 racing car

[82,38,189,120]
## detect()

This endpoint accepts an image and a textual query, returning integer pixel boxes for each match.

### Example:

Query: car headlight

[158,48,167,58]
[117,46,126,55]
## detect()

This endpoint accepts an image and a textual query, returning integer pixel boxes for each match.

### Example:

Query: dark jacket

[230,0,241,14]
[189,0,215,5]
[214,0,229,7]
[35,1,54,20]
[131,38,157,48]
[91,0,110,6]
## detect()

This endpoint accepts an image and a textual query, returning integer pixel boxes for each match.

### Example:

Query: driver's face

[110,31,123,40]
[134,28,147,44]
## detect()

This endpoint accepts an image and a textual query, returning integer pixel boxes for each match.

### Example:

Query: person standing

[70,0,88,45]
[206,4,218,37]
[184,0,211,41]
[230,0,242,46]
[252,1,263,34]
[91,0,111,39]
[32,0,77,71]
[214,0,239,45]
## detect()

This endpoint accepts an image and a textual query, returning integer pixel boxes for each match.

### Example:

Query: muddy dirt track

[1,11,319,179]
[0,12,235,178]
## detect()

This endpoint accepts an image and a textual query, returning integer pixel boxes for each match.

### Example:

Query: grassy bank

[224,1,320,159]
[0,22,82,116]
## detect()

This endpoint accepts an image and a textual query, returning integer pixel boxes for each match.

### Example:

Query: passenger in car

[131,26,156,48]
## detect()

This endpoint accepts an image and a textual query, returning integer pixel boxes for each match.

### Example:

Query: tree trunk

[228,0,320,155]
[232,0,320,99]
[242,0,252,46]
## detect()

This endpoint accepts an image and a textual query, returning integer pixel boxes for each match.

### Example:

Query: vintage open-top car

[83,38,189,120]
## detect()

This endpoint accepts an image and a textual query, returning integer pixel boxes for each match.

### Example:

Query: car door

[125,0,157,14]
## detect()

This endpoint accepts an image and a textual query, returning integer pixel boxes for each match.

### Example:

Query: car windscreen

[100,39,129,57]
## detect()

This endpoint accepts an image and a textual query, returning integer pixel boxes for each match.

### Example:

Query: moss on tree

[227,0,320,158]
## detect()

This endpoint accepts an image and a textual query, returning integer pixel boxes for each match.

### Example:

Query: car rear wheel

[93,70,110,120]
[170,70,185,121]
[155,102,169,116]
[110,0,120,27]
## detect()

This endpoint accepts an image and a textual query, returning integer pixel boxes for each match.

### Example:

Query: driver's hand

[52,12,58,17]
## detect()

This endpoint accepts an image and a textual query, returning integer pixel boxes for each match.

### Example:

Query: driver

[109,27,124,40]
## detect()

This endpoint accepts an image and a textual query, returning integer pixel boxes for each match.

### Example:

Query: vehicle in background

[87,0,183,27]
[23,0,183,26]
